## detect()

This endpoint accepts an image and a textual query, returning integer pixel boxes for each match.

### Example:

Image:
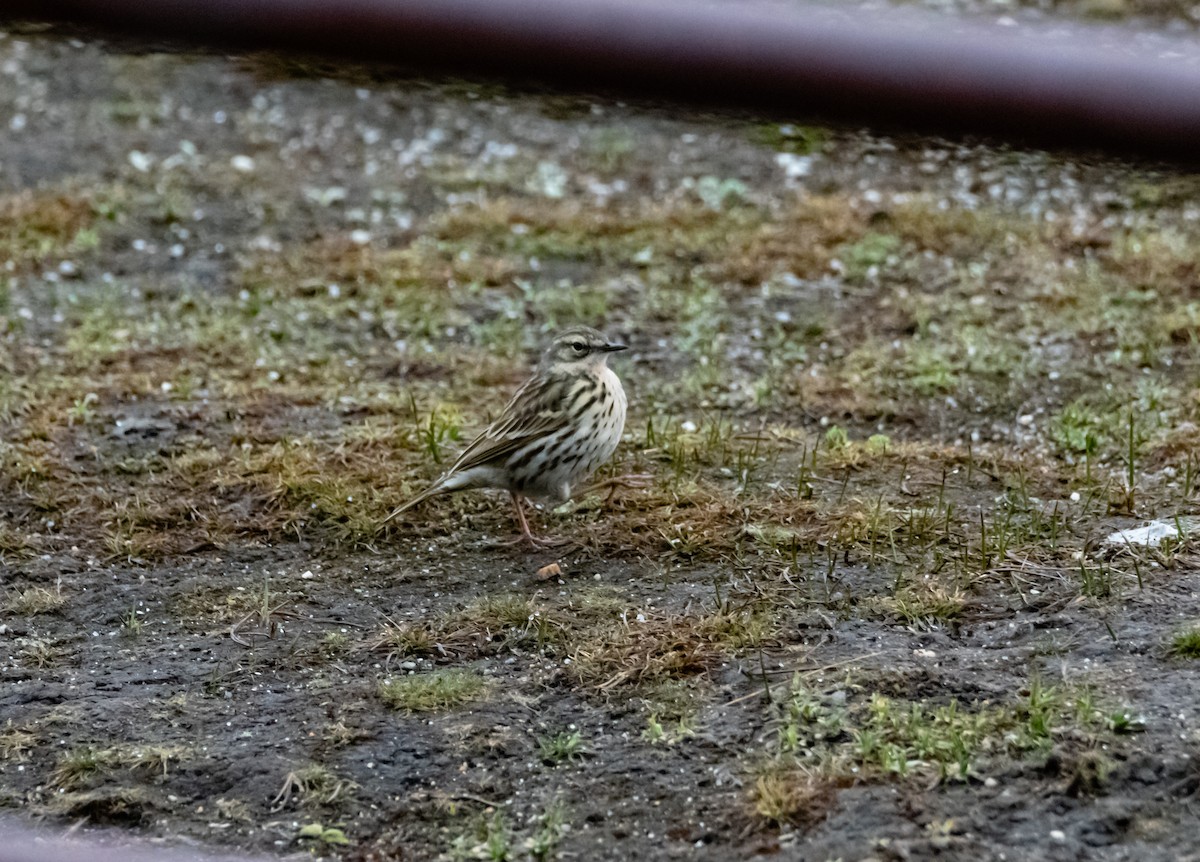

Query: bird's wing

[445,372,574,475]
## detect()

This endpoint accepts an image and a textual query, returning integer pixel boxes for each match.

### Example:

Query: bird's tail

[382,482,444,524]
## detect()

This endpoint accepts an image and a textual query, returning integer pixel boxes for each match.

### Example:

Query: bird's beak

[601,342,628,353]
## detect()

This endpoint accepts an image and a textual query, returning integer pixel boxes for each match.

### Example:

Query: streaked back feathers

[385,326,629,524]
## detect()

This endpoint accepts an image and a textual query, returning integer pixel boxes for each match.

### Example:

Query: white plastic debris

[775,152,813,180]
[530,160,568,198]
[1104,518,1197,548]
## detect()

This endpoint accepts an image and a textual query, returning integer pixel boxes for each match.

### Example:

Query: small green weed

[448,810,514,862]
[537,729,586,765]
[297,822,350,846]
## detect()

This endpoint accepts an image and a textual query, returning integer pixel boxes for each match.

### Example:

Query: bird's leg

[578,473,654,503]
[510,492,537,543]
[496,492,572,549]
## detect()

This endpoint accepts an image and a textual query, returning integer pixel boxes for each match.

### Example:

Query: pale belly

[508,367,627,503]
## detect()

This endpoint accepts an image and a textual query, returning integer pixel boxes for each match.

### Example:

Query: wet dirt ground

[4,10,1200,862]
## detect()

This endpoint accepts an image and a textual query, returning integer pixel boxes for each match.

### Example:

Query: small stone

[128,150,153,172]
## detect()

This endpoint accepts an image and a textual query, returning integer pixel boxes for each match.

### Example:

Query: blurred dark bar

[0,818,266,862]
[5,0,1200,166]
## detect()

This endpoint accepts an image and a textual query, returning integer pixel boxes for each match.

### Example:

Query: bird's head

[543,326,627,371]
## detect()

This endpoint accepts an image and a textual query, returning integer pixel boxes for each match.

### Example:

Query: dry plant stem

[230,605,366,646]
[229,601,302,647]
[580,472,654,502]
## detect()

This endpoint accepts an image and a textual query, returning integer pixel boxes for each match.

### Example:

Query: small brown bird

[385,326,630,547]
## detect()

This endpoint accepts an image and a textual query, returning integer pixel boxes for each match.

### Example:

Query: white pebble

[128,150,153,172]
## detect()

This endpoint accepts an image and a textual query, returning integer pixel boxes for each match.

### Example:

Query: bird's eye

[571,342,586,353]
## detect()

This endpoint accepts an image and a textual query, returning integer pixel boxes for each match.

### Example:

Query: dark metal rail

[7,0,1200,166]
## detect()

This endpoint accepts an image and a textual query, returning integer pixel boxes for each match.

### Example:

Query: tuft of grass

[751,767,841,828]
[852,693,1006,779]
[446,801,566,859]
[4,583,66,615]
[838,231,902,283]
[50,748,115,790]
[1169,627,1200,658]
[49,743,191,790]
[318,630,350,657]
[526,803,570,862]
[570,608,750,689]
[120,607,143,637]
[447,811,514,862]
[823,426,850,450]
[1052,400,1105,461]
[751,122,826,154]
[696,606,776,649]
[1105,709,1147,735]
[125,744,192,778]
[15,637,69,668]
[756,672,1102,797]
[274,764,358,808]
[643,712,697,746]
[47,786,157,825]
[872,582,966,629]
[367,592,565,663]
[458,593,539,632]
[0,524,35,558]
[0,188,101,267]
[368,620,443,660]
[0,721,36,761]
[378,669,489,713]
